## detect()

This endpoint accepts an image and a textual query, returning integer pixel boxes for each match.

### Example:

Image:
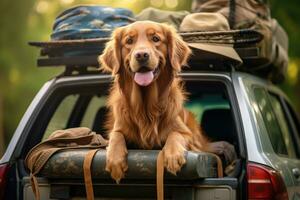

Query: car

[1,25,299,199]
[1,64,300,199]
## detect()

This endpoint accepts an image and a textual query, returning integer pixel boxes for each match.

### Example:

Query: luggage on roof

[51,5,135,40]
[29,3,289,84]
[190,0,289,83]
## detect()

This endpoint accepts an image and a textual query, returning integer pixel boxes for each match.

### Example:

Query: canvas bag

[135,7,190,29]
[25,127,108,200]
[191,0,289,83]
[191,0,271,29]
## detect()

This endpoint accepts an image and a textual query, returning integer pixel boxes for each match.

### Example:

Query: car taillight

[247,162,288,200]
[0,164,9,199]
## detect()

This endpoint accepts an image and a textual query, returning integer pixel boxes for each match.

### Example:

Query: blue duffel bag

[51,5,135,40]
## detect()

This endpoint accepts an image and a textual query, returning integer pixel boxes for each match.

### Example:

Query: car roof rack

[29,29,264,76]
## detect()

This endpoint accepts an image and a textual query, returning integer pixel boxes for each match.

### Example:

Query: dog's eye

[152,35,160,42]
[126,38,133,45]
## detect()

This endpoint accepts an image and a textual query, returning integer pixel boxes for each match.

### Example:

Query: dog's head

[99,21,191,87]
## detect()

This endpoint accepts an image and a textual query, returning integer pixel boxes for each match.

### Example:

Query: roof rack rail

[29,29,268,76]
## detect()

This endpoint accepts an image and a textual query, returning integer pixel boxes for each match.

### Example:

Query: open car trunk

[22,150,238,200]
[19,76,242,200]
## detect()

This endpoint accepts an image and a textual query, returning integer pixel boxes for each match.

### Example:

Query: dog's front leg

[163,131,187,175]
[105,131,128,183]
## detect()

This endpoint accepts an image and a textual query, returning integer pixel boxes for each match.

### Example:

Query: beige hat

[179,13,242,63]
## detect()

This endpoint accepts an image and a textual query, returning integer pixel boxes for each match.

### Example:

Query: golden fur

[99,21,211,182]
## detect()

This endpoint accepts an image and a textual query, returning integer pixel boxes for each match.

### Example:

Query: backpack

[191,0,289,83]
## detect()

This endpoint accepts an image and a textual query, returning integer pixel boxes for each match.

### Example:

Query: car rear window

[37,80,237,148]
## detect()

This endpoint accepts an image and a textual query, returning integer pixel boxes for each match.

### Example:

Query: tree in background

[0,0,36,154]
[0,0,299,155]
[271,0,300,115]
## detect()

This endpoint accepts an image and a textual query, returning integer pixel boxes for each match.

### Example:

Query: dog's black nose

[135,51,149,63]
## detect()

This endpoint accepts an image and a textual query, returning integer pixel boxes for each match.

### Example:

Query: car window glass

[43,94,79,140]
[268,93,297,158]
[253,88,288,156]
[186,94,230,122]
[185,84,236,147]
[81,96,107,128]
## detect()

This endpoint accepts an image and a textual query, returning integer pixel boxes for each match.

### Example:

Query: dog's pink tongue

[134,71,154,86]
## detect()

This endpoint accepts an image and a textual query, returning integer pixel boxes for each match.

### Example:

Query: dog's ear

[98,27,123,75]
[163,24,192,72]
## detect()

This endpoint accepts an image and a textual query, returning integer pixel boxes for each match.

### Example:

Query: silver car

[0,71,300,199]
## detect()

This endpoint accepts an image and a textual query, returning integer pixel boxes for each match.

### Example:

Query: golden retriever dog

[99,21,235,183]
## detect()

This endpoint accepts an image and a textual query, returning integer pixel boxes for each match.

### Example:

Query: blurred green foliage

[0,0,299,152]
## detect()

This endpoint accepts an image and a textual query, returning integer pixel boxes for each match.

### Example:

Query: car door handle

[292,168,300,179]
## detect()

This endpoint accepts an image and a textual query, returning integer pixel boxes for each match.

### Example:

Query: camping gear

[51,5,135,40]
[25,127,223,200]
[179,12,242,64]
[37,149,222,179]
[25,127,108,200]
[135,7,189,29]
[191,0,271,30]
[28,3,289,83]
[29,29,266,79]
[190,0,289,83]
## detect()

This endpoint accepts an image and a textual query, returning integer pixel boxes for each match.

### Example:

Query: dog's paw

[105,152,128,183]
[163,147,186,175]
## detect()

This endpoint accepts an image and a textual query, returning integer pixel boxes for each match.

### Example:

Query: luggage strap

[83,149,99,200]
[83,150,223,200]
[156,151,164,200]
[229,0,236,29]
[30,173,40,200]
[82,149,166,200]
[155,151,223,200]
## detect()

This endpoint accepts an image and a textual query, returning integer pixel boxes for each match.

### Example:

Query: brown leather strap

[83,149,99,200]
[216,155,224,178]
[208,153,224,178]
[156,151,164,200]
[30,173,40,200]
